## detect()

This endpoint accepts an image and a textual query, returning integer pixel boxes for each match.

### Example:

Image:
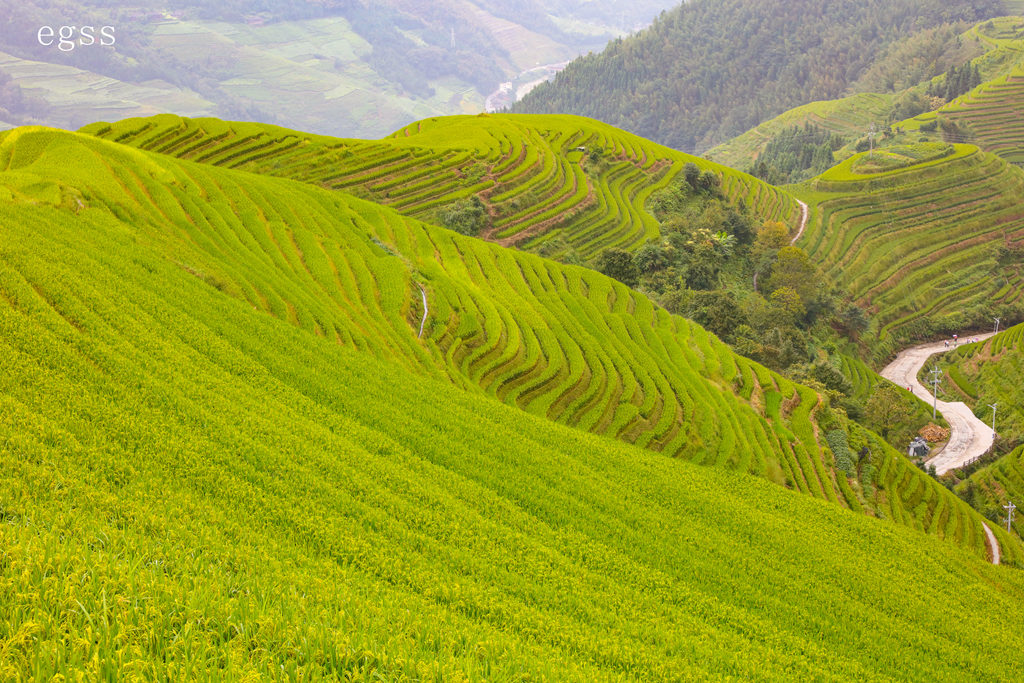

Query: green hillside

[81,113,801,259]
[936,324,1024,444]
[940,61,1024,164]
[2,125,1024,679]
[1,124,973,537]
[961,444,1024,532]
[708,16,1024,177]
[797,143,1024,354]
[706,93,893,172]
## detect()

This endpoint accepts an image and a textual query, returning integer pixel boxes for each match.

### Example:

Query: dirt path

[417,286,428,339]
[790,199,809,246]
[983,523,1001,565]
[879,333,996,474]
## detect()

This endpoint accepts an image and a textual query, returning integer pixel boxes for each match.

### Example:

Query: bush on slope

[3,131,1024,679]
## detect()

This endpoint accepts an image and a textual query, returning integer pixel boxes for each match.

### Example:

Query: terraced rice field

[938,323,1024,442]
[81,114,802,259]
[799,144,1024,349]
[942,63,1024,165]
[0,125,998,560]
[964,443,1024,533]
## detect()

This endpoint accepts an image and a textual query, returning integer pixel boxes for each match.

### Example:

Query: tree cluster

[597,168,838,373]
[750,124,844,185]
[437,196,489,237]
[927,62,982,102]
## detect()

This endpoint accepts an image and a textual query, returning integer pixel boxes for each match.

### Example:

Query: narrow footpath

[879,332,1000,564]
[790,199,809,246]
[417,286,428,338]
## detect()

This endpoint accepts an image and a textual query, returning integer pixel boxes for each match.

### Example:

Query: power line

[929,365,942,419]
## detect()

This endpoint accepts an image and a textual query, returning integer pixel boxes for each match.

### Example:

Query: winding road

[879,332,1001,564]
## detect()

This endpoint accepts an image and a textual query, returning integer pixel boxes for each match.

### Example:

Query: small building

[908,436,930,458]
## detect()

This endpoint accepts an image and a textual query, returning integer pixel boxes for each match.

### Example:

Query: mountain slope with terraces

[795,143,1024,354]
[81,113,801,260]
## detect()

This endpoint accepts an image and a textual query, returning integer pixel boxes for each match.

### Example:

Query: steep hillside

[511,0,1002,152]
[798,143,1024,353]
[939,61,1024,164]
[2,126,1024,679]
[0,125,1005,556]
[82,113,801,259]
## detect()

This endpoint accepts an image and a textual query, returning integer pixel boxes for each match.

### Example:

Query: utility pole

[995,317,1001,335]
[1005,501,1016,533]
[989,402,998,435]
[869,123,877,158]
[929,366,942,419]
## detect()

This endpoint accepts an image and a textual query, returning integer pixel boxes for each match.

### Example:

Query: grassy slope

[2,128,1024,680]
[706,93,893,170]
[80,113,802,259]
[795,144,1024,354]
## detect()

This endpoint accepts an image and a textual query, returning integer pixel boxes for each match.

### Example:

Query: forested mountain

[512,0,1005,153]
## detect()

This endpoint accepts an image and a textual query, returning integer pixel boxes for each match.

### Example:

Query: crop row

[803,146,1024,346]
[80,114,801,260]
[943,65,1024,165]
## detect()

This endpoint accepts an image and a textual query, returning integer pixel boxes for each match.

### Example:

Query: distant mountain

[512,0,1005,153]
[0,0,679,135]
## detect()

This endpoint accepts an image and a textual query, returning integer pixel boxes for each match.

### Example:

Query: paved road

[879,333,996,474]
[880,333,1002,564]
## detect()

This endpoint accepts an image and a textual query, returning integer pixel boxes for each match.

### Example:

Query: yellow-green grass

[80,113,803,259]
[798,144,1024,350]
[2,127,1024,680]
[706,93,893,171]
